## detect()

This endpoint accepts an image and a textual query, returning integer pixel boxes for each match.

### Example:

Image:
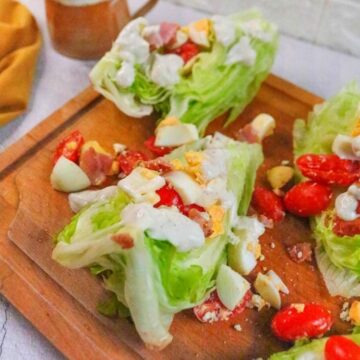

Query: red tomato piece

[53,130,84,164]
[154,184,184,209]
[172,41,200,63]
[297,154,360,187]
[333,216,360,237]
[144,136,174,156]
[193,290,252,323]
[117,150,148,175]
[271,303,333,342]
[284,181,332,217]
[251,187,285,222]
[325,336,360,360]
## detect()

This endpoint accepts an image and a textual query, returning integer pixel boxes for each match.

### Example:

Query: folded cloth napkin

[0,0,41,126]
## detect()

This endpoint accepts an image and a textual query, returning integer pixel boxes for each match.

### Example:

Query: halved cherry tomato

[144,136,174,156]
[154,184,184,208]
[271,303,333,342]
[251,186,285,222]
[325,336,360,360]
[193,290,252,323]
[284,181,332,217]
[297,154,360,187]
[53,130,84,164]
[171,41,200,63]
[117,150,148,175]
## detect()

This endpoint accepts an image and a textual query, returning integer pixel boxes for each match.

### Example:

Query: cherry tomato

[271,303,333,342]
[297,154,360,187]
[53,130,84,164]
[325,336,360,360]
[284,181,332,217]
[117,150,148,175]
[251,186,285,222]
[172,41,200,63]
[154,184,184,208]
[194,290,252,323]
[144,136,174,156]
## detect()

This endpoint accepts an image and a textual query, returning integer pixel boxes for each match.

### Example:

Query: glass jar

[45,0,158,60]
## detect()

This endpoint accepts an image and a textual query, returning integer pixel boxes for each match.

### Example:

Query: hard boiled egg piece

[216,264,250,311]
[155,123,199,147]
[228,241,258,276]
[251,113,276,141]
[165,171,202,205]
[118,167,165,203]
[51,156,91,193]
[254,272,281,309]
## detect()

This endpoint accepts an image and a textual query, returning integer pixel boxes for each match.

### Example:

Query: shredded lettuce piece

[90,10,278,133]
[269,334,360,359]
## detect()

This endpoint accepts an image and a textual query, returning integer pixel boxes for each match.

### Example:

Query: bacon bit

[80,147,113,186]
[235,124,260,144]
[160,22,180,46]
[111,233,134,249]
[142,158,173,174]
[287,242,313,263]
[333,216,360,237]
[194,290,252,323]
[187,208,213,237]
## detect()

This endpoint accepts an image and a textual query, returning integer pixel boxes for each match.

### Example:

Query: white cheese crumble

[226,36,256,66]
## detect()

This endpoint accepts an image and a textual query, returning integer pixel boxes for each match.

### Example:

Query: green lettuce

[293,83,360,297]
[90,10,278,134]
[294,82,360,158]
[52,136,262,349]
[269,334,360,360]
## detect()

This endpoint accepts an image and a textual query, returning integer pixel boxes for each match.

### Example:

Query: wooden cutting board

[0,75,351,360]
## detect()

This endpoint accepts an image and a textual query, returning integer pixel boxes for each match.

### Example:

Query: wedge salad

[51,129,269,348]
[90,10,278,134]
[292,83,360,298]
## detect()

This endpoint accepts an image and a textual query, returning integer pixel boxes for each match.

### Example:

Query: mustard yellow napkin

[0,0,41,126]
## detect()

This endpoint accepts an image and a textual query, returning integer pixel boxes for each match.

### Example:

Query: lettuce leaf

[90,10,278,133]
[269,334,360,360]
[294,82,360,158]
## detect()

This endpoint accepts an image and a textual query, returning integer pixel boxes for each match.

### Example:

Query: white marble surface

[0,0,360,359]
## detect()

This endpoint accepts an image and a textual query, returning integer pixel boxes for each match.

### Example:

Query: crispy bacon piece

[79,147,113,186]
[159,22,179,46]
[145,22,179,50]
[287,242,313,263]
[111,233,134,249]
[188,208,213,237]
[235,124,260,144]
[142,158,173,174]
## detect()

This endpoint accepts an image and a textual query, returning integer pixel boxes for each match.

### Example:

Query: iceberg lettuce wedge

[293,83,360,297]
[90,10,278,134]
[52,135,263,348]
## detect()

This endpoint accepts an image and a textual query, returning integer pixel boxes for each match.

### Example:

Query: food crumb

[259,254,265,261]
[287,242,313,263]
[281,160,290,165]
[233,324,242,332]
[262,266,267,272]
[270,242,275,249]
[340,302,350,322]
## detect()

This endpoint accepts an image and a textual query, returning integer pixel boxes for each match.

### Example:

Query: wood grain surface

[1,76,347,359]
